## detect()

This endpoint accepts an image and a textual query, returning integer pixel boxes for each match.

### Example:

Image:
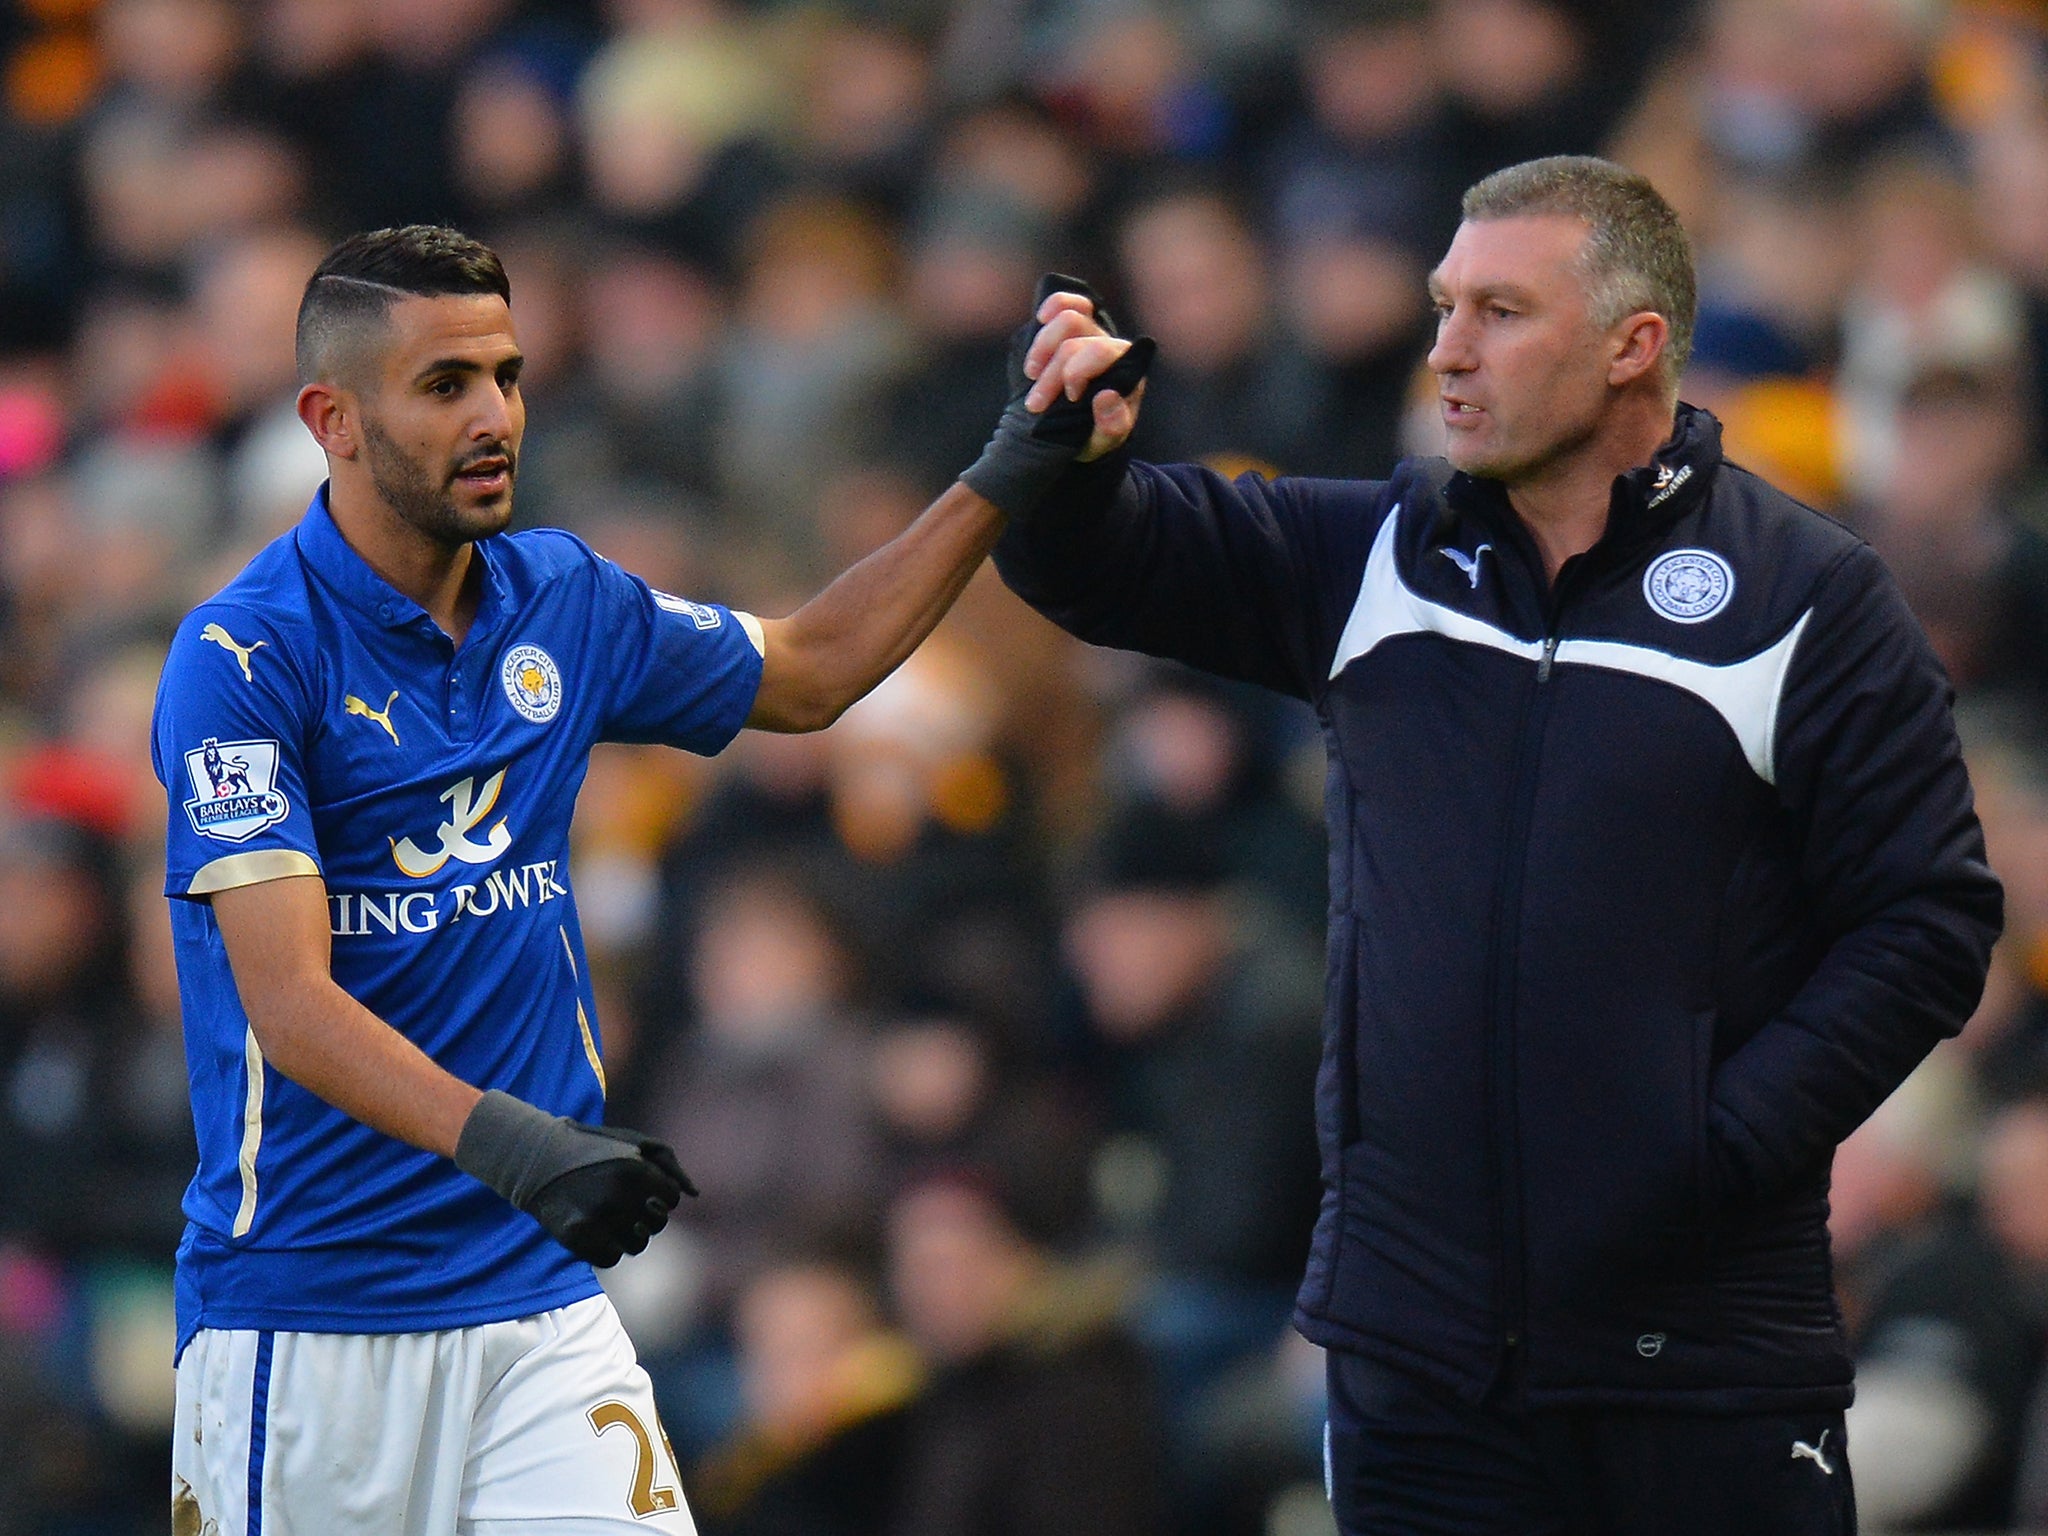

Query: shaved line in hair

[294,225,512,387]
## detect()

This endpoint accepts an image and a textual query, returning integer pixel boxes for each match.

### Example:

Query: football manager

[964,155,2003,1534]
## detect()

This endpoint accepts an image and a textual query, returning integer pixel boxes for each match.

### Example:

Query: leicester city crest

[500,643,563,723]
[183,737,289,843]
[1642,548,1734,624]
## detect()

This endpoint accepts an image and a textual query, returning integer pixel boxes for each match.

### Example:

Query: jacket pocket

[1619,1007,1722,1332]
[1552,1005,1718,1300]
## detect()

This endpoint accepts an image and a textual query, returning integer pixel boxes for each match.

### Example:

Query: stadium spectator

[1115,184,1327,472]
[1845,351,2048,703]
[884,1169,1167,1536]
[1833,1070,2041,1530]
[691,1254,921,1536]
[1978,1097,2048,1532]
[642,863,884,1319]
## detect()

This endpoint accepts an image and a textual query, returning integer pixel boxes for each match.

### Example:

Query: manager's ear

[296,381,359,459]
[1607,311,1670,389]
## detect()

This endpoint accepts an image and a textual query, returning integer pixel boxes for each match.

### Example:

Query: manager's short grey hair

[1461,156,1696,392]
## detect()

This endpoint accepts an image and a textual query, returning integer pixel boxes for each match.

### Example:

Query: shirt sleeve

[153,607,323,900]
[589,554,765,751]
[992,453,1395,702]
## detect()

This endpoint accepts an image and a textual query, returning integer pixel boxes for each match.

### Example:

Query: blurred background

[3,0,2048,1531]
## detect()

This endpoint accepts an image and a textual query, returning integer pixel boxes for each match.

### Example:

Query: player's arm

[745,284,1148,734]
[745,482,1003,732]
[211,874,692,1266]
[214,875,480,1152]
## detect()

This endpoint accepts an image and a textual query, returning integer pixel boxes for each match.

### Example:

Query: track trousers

[1325,1349,1856,1536]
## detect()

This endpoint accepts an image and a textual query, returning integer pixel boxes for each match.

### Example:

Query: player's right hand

[454,1090,696,1268]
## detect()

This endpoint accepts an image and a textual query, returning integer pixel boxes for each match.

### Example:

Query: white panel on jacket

[1328,508,1812,785]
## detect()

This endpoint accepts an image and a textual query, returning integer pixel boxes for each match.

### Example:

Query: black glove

[960,273,1155,518]
[454,1089,695,1267]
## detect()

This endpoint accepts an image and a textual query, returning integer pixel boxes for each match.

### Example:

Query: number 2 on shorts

[588,1400,680,1517]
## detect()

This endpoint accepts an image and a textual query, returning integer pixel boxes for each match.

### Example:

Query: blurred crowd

[3,0,2048,1531]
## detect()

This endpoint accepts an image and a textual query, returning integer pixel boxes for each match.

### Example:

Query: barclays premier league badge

[500,643,563,723]
[184,738,290,842]
[1643,548,1734,624]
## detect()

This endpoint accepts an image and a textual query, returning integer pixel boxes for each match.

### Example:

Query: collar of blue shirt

[294,483,514,644]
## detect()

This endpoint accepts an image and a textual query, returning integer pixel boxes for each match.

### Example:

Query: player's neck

[1506,395,1676,584]
[327,486,482,644]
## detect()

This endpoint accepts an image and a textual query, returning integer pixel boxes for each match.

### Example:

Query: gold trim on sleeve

[188,850,321,896]
[232,1026,266,1238]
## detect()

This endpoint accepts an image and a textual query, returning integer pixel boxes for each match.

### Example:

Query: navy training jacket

[994,404,2002,1411]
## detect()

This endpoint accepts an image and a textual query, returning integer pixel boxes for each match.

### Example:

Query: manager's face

[357,292,525,547]
[1425,213,1616,485]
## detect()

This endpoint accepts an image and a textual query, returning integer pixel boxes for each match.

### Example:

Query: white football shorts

[171,1293,699,1535]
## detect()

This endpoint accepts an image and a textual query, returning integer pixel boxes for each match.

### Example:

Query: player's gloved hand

[454,1089,695,1268]
[960,273,1155,518]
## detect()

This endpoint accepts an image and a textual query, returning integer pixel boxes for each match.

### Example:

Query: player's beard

[361,418,516,546]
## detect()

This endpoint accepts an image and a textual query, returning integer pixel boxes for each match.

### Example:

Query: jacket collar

[1440,401,1724,549]
[293,482,510,639]
[1613,401,1721,531]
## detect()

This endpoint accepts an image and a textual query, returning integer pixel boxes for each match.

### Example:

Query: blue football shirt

[152,488,763,1353]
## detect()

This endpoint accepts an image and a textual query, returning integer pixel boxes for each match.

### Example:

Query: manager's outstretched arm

[989,282,1393,701]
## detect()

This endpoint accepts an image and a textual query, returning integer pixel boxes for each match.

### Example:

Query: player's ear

[297,381,358,459]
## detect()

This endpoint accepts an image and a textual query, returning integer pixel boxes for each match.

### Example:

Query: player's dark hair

[295,225,511,386]
[1461,156,1696,393]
